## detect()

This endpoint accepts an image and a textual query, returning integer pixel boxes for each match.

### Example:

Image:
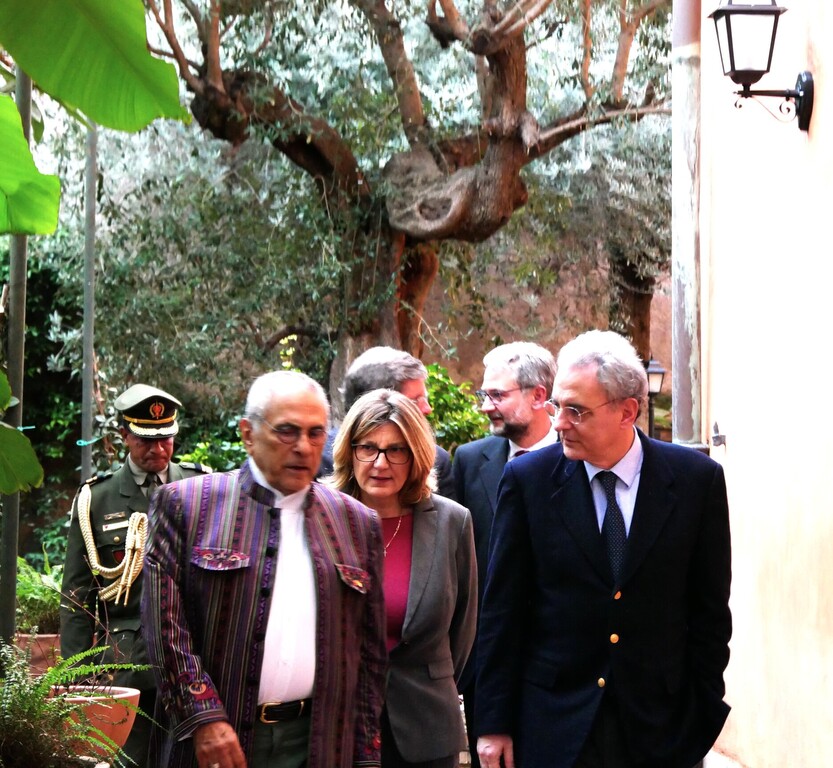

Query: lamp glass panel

[727,14,777,72]
[715,16,731,75]
[647,371,665,395]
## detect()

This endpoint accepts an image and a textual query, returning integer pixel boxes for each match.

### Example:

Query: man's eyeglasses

[550,399,618,425]
[475,387,527,405]
[352,443,412,465]
[256,418,328,446]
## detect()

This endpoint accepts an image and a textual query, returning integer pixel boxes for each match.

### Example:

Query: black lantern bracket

[710,2,814,132]
[734,70,814,131]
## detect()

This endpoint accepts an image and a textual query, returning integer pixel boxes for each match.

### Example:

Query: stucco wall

[701,2,833,766]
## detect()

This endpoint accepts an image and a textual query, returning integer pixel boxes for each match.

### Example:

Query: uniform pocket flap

[190,548,250,570]
[335,563,370,594]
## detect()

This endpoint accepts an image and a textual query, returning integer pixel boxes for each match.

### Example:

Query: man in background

[320,346,455,499]
[452,342,558,767]
[61,383,211,768]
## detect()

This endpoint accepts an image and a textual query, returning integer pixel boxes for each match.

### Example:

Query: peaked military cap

[114,384,181,438]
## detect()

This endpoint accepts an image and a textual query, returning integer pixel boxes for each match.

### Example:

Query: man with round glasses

[318,345,455,499]
[451,341,558,767]
[142,370,387,768]
[476,330,732,768]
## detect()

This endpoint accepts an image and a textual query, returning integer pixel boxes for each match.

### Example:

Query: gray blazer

[385,493,477,762]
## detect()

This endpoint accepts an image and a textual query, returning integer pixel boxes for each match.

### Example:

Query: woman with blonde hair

[331,388,476,768]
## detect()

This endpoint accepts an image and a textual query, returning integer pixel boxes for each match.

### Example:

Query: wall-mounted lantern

[709,1,813,131]
[645,358,666,439]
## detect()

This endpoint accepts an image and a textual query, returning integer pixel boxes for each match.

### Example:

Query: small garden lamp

[709,1,814,131]
[645,358,666,439]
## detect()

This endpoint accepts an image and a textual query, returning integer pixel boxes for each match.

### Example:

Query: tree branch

[532,103,670,158]
[581,0,594,100]
[493,0,552,39]
[205,1,225,92]
[351,0,429,149]
[610,0,669,104]
[427,0,470,45]
[147,0,204,94]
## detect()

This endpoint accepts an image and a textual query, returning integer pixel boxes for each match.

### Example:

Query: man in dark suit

[319,346,455,498]
[61,384,211,768]
[476,330,732,768]
[452,342,558,767]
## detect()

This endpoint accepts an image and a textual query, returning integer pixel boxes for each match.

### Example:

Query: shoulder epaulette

[83,470,114,486]
[179,461,213,474]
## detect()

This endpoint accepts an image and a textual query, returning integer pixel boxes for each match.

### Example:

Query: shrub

[16,551,63,635]
[425,363,489,453]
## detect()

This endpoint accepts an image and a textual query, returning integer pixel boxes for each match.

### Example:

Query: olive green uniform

[60,461,210,766]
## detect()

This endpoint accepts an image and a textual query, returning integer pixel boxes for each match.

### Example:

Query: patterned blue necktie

[599,471,626,581]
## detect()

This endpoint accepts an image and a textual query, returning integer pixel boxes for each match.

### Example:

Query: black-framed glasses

[352,443,412,464]
[550,399,618,425]
[256,417,328,446]
[474,387,528,405]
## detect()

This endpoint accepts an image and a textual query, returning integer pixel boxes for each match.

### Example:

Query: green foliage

[0,0,188,131]
[178,432,248,473]
[425,364,488,453]
[0,0,188,236]
[15,552,62,634]
[0,370,44,493]
[0,95,60,234]
[0,643,147,768]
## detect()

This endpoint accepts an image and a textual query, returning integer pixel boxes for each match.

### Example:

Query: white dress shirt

[248,461,317,703]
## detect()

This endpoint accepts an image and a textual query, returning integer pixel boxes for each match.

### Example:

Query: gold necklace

[383,514,404,556]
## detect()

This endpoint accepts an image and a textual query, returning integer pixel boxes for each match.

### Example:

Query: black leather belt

[257,699,312,724]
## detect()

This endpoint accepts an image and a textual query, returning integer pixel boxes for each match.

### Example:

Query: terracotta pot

[52,685,141,758]
[14,632,60,675]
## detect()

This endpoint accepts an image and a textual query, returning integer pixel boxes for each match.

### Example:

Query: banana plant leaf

[0,95,60,235]
[0,0,189,132]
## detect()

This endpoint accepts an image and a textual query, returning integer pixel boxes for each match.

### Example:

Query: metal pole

[81,125,98,481]
[0,70,32,645]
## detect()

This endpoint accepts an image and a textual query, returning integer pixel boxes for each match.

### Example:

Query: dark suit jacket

[451,435,509,691]
[476,431,732,768]
[386,494,477,762]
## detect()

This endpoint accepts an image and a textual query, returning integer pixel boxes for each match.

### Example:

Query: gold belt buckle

[259,701,283,724]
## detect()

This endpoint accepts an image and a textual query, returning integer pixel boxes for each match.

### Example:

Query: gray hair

[343,347,427,410]
[483,342,557,395]
[556,330,648,412]
[244,370,330,424]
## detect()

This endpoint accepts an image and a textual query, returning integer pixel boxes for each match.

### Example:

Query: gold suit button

[597,677,606,688]
[614,591,622,600]
[610,633,619,644]
[114,536,121,543]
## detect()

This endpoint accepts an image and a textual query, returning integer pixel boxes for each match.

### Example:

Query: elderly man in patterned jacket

[142,370,387,768]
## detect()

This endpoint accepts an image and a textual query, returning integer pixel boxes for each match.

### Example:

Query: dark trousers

[251,716,311,768]
[573,696,704,768]
[462,683,481,768]
[381,707,457,768]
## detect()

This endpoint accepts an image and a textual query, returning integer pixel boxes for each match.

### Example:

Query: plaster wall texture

[701,2,833,766]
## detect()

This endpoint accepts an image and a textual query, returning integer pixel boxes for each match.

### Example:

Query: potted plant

[15,552,63,673]
[0,642,143,768]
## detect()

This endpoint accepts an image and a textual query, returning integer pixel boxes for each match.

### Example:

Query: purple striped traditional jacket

[142,460,387,768]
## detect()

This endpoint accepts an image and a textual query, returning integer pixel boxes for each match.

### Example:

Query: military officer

[60,384,211,768]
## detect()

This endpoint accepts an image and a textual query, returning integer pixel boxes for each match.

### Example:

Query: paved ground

[458,748,742,767]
